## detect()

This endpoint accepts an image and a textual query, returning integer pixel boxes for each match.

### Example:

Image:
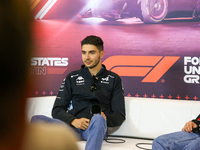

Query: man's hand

[71,118,90,130]
[101,112,107,121]
[182,121,197,133]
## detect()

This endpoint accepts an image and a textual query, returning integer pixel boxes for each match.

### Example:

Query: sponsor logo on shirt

[101,75,114,84]
[59,78,66,92]
[71,74,79,78]
[76,76,85,85]
[102,77,109,81]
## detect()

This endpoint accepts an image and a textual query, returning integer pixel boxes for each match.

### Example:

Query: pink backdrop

[30,0,200,100]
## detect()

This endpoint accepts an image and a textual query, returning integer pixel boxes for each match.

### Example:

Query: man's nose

[85,53,90,59]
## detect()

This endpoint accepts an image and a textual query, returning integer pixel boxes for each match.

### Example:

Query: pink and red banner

[30,0,200,100]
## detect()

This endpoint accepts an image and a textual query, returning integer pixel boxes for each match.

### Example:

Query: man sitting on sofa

[152,114,200,150]
[31,35,126,150]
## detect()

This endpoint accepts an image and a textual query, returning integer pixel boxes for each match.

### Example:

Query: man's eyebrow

[89,50,96,52]
[81,50,96,52]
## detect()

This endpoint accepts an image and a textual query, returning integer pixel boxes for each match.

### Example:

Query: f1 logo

[102,56,180,83]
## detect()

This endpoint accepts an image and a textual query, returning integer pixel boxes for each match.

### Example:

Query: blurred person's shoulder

[22,123,79,150]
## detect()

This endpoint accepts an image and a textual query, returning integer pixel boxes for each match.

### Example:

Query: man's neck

[88,64,102,76]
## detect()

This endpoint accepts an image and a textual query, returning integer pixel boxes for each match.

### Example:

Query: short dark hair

[81,35,104,51]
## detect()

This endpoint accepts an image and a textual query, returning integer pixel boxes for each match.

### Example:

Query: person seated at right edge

[153,114,200,150]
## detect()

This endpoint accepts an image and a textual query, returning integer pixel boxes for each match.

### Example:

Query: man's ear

[100,50,105,58]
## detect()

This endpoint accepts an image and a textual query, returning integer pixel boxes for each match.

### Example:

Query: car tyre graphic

[192,0,200,20]
[141,0,168,23]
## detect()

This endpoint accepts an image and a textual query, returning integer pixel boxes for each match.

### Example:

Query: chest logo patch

[101,76,110,84]
[76,76,85,85]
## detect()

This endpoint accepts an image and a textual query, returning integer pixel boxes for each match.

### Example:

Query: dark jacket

[192,114,200,133]
[52,64,125,127]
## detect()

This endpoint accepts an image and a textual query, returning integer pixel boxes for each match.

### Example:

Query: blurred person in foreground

[0,0,78,150]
